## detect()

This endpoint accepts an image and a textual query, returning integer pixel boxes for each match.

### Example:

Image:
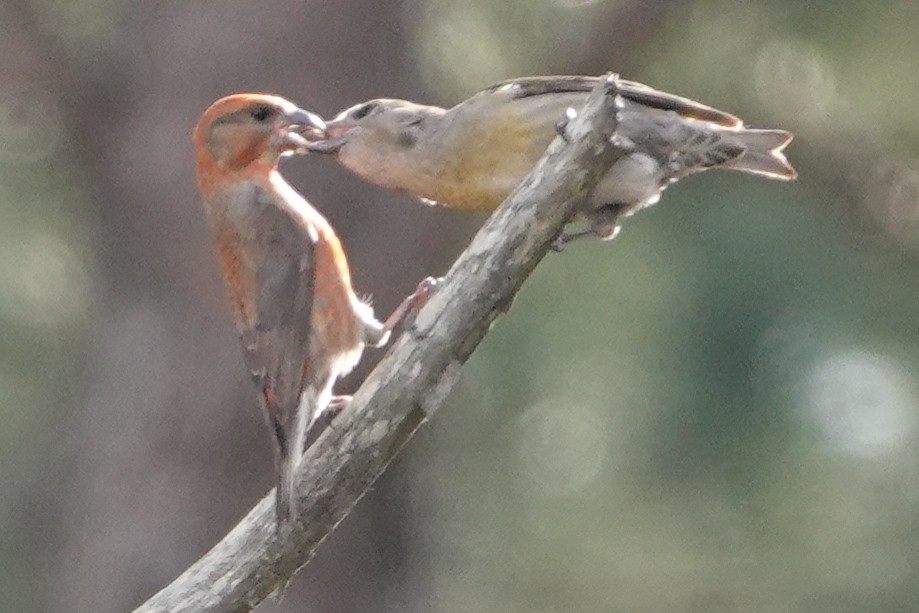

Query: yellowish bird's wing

[433,90,572,210]
[481,75,742,128]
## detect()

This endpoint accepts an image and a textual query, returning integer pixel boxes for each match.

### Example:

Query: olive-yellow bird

[307,75,795,247]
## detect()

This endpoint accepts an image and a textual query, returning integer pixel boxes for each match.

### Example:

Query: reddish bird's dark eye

[250,104,273,122]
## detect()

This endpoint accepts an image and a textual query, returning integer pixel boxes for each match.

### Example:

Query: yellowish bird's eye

[351,102,377,120]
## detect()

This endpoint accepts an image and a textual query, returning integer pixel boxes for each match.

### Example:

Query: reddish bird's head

[193,94,326,181]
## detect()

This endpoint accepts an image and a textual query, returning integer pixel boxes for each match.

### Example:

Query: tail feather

[270,387,316,525]
[725,129,797,181]
[271,406,297,524]
[276,452,297,523]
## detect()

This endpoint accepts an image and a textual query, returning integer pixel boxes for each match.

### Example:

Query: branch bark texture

[133,75,625,613]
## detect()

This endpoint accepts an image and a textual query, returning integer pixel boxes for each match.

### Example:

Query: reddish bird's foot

[304,395,352,449]
[407,276,440,312]
[382,276,441,334]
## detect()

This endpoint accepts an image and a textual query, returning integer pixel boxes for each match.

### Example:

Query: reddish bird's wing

[241,188,316,446]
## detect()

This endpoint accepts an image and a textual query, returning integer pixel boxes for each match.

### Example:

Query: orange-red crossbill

[306,75,796,248]
[194,94,433,522]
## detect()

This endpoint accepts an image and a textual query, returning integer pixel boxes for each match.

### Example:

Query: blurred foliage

[3,0,919,611]
[0,96,93,610]
[412,0,612,98]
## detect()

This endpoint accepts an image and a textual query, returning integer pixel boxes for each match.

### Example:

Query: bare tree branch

[133,74,625,613]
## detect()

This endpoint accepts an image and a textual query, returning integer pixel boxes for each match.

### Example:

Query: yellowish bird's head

[306,99,447,192]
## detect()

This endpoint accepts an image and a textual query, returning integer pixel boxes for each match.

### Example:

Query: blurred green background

[2,0,918,611]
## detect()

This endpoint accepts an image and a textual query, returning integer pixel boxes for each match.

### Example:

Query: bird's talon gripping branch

[303,395,352,449]
[596,223,621,242]
[381,276,441,338]
[413,276,440,305]
[551,225,621,251]
[555,107,579,143]
[550,234,568,253]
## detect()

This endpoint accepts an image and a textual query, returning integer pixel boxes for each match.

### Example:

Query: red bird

[193,94,433,522]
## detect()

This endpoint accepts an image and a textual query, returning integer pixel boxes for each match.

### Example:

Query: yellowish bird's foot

[554,107,579,143]
[551,223,621,252]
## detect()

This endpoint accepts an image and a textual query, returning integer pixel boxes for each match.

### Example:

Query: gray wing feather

[245,188,315,434]
[482,75,741,127]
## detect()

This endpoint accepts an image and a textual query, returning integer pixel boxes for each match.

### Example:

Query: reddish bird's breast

[307,221,366,370]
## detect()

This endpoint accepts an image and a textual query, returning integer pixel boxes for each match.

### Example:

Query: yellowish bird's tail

[725,129,797,181]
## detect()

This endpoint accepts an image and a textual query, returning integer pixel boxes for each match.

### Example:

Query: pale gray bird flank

[307,75,796,249]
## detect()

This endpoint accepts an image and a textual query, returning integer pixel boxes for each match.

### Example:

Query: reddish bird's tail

[270,388,317,525]
[276,449,298,524]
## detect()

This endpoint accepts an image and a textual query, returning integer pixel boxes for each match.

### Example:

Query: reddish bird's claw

[413,276,440,305]
[303,395,352,450]
[325,395,352,415]
[405,276,440,318]
[381,276,441,337]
